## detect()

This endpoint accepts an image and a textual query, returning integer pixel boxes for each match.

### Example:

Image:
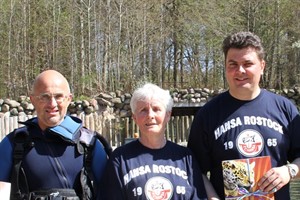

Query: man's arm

[0,137,14,181]
[257,157,300,193]
[92,140,108,184]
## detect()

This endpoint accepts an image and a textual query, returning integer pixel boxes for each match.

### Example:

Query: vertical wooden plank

[4,116,9,136]
[89,114,95,131]
[168,116,175,141]
[0,115,4,139]
[12,116,18,132]
[165,121,170,140]
[176,116,180,143]
[105,118,113,147]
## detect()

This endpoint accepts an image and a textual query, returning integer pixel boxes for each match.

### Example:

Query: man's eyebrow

[227,59,237,63]
[227,59,252,63]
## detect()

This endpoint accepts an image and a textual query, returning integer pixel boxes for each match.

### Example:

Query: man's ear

[29,95,36,106]
[261,59,266,72]
[68,94,73,102]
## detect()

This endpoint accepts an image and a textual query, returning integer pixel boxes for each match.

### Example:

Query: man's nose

[238,65,246,73]
[48,96,58,105]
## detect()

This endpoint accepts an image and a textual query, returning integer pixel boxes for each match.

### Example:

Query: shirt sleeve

[92,140,108,184]
[288,106,300,161]
[0,136,14,181]
[187,108,213,174]
[188,152,208,200]
[99,153,127,200]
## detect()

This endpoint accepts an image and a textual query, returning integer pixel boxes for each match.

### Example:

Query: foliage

[0,0,299,98]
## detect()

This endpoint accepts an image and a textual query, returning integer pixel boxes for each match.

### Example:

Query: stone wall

[0,87,299,118]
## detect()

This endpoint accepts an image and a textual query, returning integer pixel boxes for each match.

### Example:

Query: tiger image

[222,160,256,197]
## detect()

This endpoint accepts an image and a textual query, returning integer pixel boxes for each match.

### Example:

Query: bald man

[0,70,108,200]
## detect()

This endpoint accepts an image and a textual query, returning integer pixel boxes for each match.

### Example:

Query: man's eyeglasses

[35,93,70,103]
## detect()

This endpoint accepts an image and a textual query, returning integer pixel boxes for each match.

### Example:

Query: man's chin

[47,117,64,127]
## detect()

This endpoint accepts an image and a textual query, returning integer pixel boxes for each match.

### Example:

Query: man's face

[30,77,72,130]
[225,47,265,100]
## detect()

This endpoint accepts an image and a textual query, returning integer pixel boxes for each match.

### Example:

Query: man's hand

[257,166,290,193]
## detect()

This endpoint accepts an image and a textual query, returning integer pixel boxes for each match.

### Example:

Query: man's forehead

[33,85,69,95]
[226,48,259,61]
[33,78,69,93]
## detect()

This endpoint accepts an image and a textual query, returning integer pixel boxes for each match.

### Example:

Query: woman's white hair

[130,83,173,114]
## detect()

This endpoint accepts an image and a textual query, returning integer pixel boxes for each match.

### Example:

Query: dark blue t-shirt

[188,89,300,200]
[102,140,207,200]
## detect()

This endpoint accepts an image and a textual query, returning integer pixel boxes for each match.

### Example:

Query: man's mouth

[236,77,248,81]
[47,109,58,114]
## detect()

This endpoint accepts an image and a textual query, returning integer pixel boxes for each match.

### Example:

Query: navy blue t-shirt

[102,140,207,200]
[188,89,300,200]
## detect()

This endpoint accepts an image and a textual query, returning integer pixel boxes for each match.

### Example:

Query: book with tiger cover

[222,156,274,200]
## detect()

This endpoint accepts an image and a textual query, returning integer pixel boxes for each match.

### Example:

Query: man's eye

[55,94,64,99]
[41,94,51,100]
[244,63,252,67]
[227,63,237,68]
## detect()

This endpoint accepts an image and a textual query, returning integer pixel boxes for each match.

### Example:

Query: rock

[10,108,18,116]
[109,92,116,98]
[25,103,34,111]
[89,99,99,111]
[1,104,10,113]
[18,95,28,102]
[82,100,90,108]
[68,102,76,109]
[111,97,122,104]
[76,104,83,111]
[179,89,188,95]
[124,93,131,99]
[114,103,124,109]
[6,99,21,108]
[115,90,122,97]
[97,98,112,106]
[84,106,94,115]
[17,106,24,112]
[188,88,195,94]
[124,98,130,104]
[99,93,113,100]
[120,110,130,117]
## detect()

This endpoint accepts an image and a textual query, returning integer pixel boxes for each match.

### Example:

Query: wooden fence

[0,112,195,148]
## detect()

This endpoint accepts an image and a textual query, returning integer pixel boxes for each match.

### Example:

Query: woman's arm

[202,174,220,200]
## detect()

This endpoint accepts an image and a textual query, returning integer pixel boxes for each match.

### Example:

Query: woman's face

[132,98,171,137]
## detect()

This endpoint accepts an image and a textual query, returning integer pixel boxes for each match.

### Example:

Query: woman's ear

[132,114,137,122]
[166,111,171,121]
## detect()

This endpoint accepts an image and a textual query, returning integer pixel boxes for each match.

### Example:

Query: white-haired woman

[101,83,207,200]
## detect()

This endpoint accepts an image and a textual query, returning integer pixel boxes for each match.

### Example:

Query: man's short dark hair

[222,31,265,60]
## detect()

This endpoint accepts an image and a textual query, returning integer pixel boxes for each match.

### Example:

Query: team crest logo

[236,129,264,157]
[145,176,173,200]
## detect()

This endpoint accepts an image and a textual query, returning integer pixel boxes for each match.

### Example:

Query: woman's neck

[139,136,166,149]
